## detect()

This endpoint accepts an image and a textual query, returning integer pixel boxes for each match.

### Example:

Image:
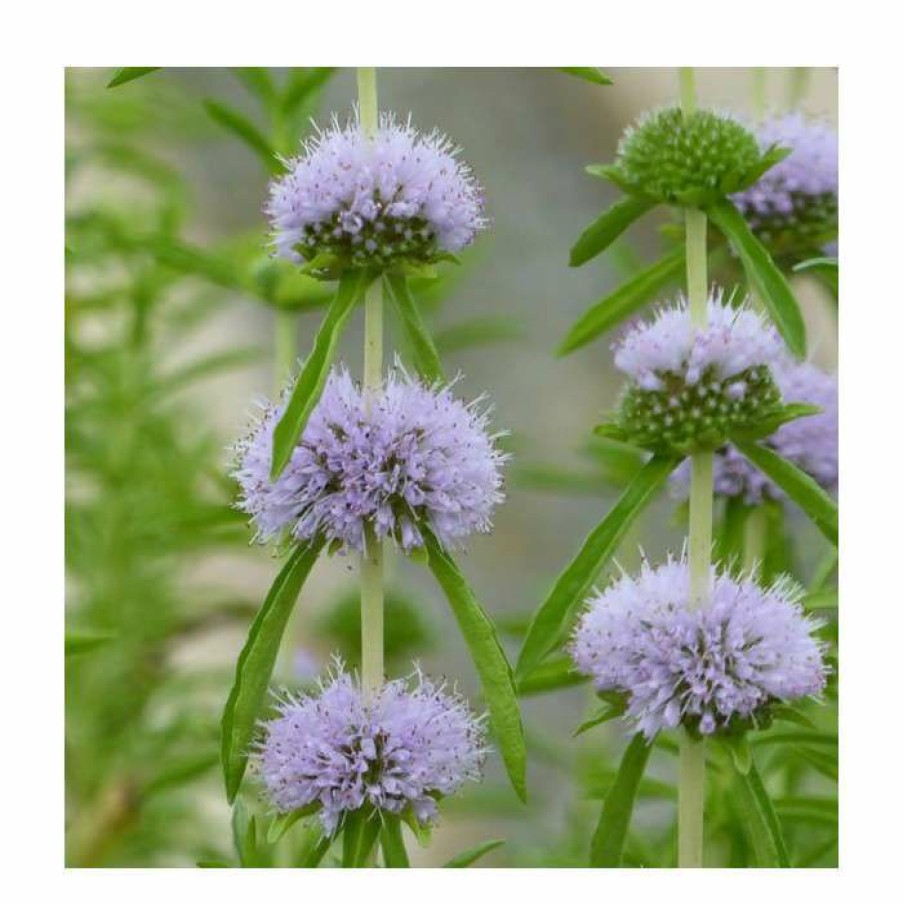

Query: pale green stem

[273,308,297,393]
[678,731,705,868]
[751,68,768,120]
[357,67,385,698]
[786,67,810,111]
[680,67,711,870]
[743,505,767,574]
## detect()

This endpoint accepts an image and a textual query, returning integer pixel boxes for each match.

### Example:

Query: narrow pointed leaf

[203,100,280,173]
[590,734,653,867]
[707,198,806,357]
[516,455,679,679]
[570,196,655,267]
[516,656,587,696]
[574,700,626,737]
[734,762,791,867]
[270,269,374,478]
[558,246,685,354]
[221,539,325,802]
[107,67,161,88]
[559,67,613,86]
[380,815,410,868]
[443,839,505,867]
[342,810,381,868]
[424,530,527,802]
[65,632,114,657]
[734,439,838,545]
[385,273,444,383]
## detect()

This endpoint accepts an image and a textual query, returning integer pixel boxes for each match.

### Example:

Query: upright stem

[679,67,711,869]
[274,308,297,393]
[357,67,385,698]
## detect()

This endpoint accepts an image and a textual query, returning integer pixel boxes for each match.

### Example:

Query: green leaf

[145,753,219,796]
[559,67,613,86]
[516,455,678,678]
[516,656,588,696]
[443,839,505,867]
[282,67,337,115]
[558,246,685,354]
[107,67,161,88]
[231,67,277,106]
[802,588,838,611]
[715,496,753,567]
[203,100,279,174]
[793,256,838,274]
[385,273,444,384]
[65,632,114,657]
[733,440,838,546]
[590,734,653,867]
[196,860,231,868]
[423,530,527,802]
[707,198,807,357]
[574,699,627,736]
[728,403,820,443]
[719,734,753,775]
[734,762,790,867]
[270,269,374,478]
[569,196,656,267]
[221,538,325,802]
[342,809,381,868]
[770,705,817,730]
[380,814,410,868]
[266,804,319,844]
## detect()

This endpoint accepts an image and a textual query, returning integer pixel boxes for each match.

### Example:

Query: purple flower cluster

[233,367,506,553]
[670,358,838,504]
[733,113,838,245]
[570,558,826,738]
[267,114,487,269]
[613,295,783,392]
[258,668,486,832]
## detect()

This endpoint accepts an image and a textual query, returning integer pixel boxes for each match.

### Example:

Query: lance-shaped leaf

[204,100,280,174]
[221,538,325,802]
[558,246,685,355]
[385,273,444,384]
[590,734,653,867]
[733,439,838,546]
[270,269,375,478]
[107,67,161,88]
[423,530,527,802]
[342,809,381,868]
[443,839,505,867]
[516,454,679,679]
[707,197,807,357]
[380,814,410,868]
[570,196,656,268]
[559,67,613,86]
[516,656,587,697]
[734,761,791,867]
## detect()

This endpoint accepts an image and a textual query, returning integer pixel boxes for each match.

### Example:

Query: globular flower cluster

[258,668,487,832]
[570,558,827,739]
[733,113,838,252]
[611,108,776,207]
[671,359,838,504]
[266,114,487,274]
[611,296,785,454]
[233,367,506,553]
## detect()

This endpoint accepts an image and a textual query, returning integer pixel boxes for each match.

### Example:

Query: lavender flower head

[570,557,827,738]
[267,113,487,273]
[233,366,506,553]
[258,666,487,832]
[610,295,785,453]
[733,113,838,250]
[671,358,838,504]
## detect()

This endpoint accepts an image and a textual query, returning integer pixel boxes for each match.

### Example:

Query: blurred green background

[65,67,838,867]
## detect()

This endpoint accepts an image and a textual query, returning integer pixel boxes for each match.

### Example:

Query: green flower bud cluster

[617,365,782,454]
[611,108,782,208]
